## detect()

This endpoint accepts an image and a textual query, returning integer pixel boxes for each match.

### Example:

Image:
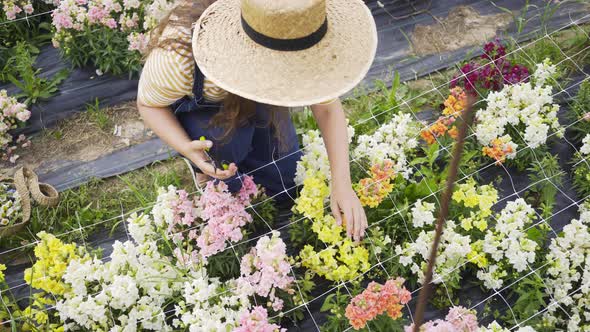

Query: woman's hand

[311,99,367,243]
[330,181,368,243]
[180,140,238,180]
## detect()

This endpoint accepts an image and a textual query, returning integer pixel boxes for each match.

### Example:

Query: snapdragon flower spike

[235,306,285,332]
[451,40,530,95]
[0,90,31,162]
[345,278,411,330]
[404,306,478,332]
[197,175,258,259]
[237,232,294,312]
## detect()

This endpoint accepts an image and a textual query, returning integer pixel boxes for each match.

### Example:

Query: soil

[411,6,513,56]
[0,102,153,177]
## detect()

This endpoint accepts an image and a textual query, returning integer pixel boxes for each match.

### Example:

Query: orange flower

[355,161,397,208]
[420,129,436,145]
[345,278,411,330]
[482,137,516,164]
[420,119,449,144]
[443,87,467,116]
[448,126,459,139]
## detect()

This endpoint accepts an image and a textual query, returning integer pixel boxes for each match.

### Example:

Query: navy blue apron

[170,64,302,202]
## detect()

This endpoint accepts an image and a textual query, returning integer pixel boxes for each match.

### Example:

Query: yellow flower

[453,178,498,219]
[0,263,6,283]
[24,232,83,296]
[473,217,488,231]
[460,217,473,231]
[313,215,343,245]
[295,171,371,282]
[293,174,329,221]
[468,240,488,268]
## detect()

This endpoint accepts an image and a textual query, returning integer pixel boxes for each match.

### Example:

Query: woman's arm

[137,101,237,179]
[311,99,368,242]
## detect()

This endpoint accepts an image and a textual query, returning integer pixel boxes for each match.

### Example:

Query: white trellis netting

[1,7,590,332]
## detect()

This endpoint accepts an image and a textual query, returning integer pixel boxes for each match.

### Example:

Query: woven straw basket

[0,167,59,238]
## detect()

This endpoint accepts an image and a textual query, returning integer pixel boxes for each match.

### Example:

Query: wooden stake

[412,98,476,332]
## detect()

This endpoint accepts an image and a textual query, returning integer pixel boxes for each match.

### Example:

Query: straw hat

[192,0,378,107]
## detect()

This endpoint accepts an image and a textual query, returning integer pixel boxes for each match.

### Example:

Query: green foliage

[320,287,355,332]
[289,217,318,250]
[347,72,415,136]
[572,153,590,199]
[510,24,590,77]
[85,98,112,132]
[276,270,316,325]
[0,160,189,257]
[0,2,53,82]
[570,80,590,143]
[526,154,565,218]
[500,272,548,328]
[207,241,249,280]
[291,107,318,139]
[58,25,143,77]
[6,42,69,105]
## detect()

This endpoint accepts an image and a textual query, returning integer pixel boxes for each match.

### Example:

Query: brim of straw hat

[192,0,378,107]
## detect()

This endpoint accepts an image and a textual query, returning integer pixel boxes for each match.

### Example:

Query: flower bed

[0,32,589,331]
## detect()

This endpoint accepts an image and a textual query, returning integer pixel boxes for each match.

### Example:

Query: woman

[137,0,377,242]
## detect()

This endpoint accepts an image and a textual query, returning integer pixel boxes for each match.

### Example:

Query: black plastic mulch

[23,0,589,192]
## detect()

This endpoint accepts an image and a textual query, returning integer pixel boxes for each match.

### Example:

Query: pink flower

[234,306,285,332]
[52,12,74,31]
[196,176,258,259]
[346,278,411,330]
[404,306,479,332]
[16,110,31,122]
[5,5,22,20]
[87,6,107,23]
[103,17,117,29]
[237,175,259,204]
[23,4,33,14]
[445,306,478,332]
[127,33,149,53]
[236,232,294,311]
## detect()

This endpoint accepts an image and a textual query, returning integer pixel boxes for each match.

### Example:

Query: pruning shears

[199,136,230,174]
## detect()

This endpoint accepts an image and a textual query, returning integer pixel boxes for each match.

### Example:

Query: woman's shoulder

[138,25,195,107]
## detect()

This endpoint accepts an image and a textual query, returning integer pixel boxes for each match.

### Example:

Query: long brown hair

[145,0,289,145]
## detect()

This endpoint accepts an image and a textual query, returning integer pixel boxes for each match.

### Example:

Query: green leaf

[320,294,335,312]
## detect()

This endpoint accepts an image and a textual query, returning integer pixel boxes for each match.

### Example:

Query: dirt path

[411,6,513,56]
[0,102,154,177]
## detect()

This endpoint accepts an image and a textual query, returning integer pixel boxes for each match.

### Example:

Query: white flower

[477,199,538,289]
[533,58,557,86]
[410,199,436,228]
[398,221,471,284]
[581,134,590,155]
[128,213,156,245]
[353,112,419,179]
[544,203,590,329]
[295,125,354,184]
[108,275,140,310]
[475,61,561,156]
[477,321,536,331]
